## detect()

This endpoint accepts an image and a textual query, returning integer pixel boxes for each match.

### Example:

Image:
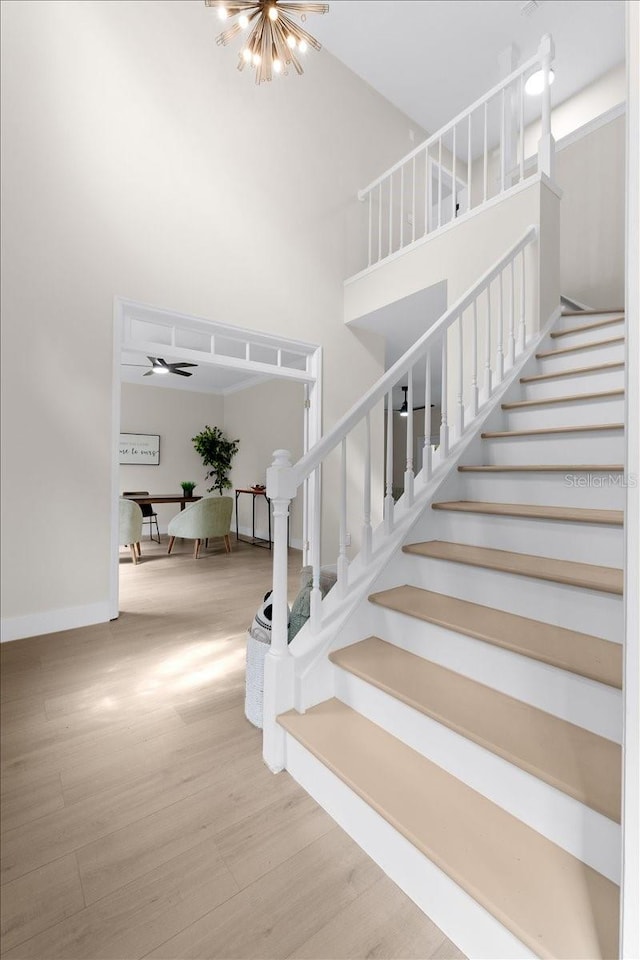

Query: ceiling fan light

[525,67,555,96]
[153,366,169,375]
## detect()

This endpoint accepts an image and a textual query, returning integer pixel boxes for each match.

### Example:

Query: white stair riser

[551,321,625,350]
[364,602,623,741]
[503,397,625,430]
[333,666,621,883]
[285,736,536,960]
[457,472,626,509]
[520,368,624,399]
[396,551,623,637]
[554,313,624,333]
[418,510,624,566]
[481,432,625,465]
[536,341,625,371]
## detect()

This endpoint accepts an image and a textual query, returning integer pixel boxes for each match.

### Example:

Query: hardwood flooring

[1,537,462,959]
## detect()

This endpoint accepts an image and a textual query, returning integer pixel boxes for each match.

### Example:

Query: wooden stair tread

[279,700,619,960]
[458,463,624,473]
[368,584,622,687]
[520,361,624,383]
[561,309,624,316]
[431,501,624,525]
[329,637,621,819]
[502,389,624,409]
[552,317,625,338]
[403,540,623,595]
[537,336,624,359]
[482,422,623,438]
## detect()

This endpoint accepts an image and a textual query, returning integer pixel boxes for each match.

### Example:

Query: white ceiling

[120,351,268,395]
[312,0,625,136]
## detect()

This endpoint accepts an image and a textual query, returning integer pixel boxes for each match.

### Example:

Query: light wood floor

[1,536,464,960]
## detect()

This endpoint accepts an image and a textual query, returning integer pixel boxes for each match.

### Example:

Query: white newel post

[537,34,555,180]
[263,449,296,773]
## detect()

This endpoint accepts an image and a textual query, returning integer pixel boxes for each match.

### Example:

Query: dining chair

[123,491,160,542]
[167,496,233,559]
[119,498,143,564]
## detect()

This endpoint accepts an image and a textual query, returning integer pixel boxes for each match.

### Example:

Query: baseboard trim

[1,601,111,643]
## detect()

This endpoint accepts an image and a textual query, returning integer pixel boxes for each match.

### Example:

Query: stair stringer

[289,306,562,714]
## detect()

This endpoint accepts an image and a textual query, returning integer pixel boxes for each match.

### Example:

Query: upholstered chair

[119,498,143,564]
[167,496,233,559]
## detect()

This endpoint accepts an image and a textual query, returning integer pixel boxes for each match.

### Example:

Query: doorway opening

[110,297,322,618]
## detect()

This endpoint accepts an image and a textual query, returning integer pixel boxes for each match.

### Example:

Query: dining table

[125,493,201,511]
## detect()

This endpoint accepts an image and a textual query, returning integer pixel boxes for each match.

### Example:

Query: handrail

[358,51,542,201]
[293,225,537,486]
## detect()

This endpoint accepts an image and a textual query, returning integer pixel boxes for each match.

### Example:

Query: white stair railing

[264,226,538,769]
[356,35,554,273]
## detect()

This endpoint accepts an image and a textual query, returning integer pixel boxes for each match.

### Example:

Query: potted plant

[180,481,197,497]
[192,425,240,494]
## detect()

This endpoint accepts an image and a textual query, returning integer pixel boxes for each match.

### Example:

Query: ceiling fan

[122,357,198,378]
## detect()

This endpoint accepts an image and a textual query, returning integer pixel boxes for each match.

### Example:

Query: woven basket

[245,632,269,729]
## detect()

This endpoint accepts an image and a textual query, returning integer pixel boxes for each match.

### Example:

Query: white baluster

[537,34,555,179]
[412,156,416,243]
[519,72,525,183]
[483,101,488,202]
[424,148,430,236]
[310,464,322,631]
[378,183,382,262]
[456,315,464,439]
[519,247,527,349]
[423,347,432,481]
[400,164,405,248]
[440,334,449,457]
[496,269,504,382]
[485,282,493,396]
[404,368,414,506]
[500,87,506,194]
[471,299,479,417]
[362,412,372,562]
[452,125,457,219]
[438,138,443,228]
[263,448,296,770]
[467,112,472,214]
[337,438,349,593]
[367,191,372,267]
[509,258,516,365]
[385,392,394,533]
[388,174,393,256]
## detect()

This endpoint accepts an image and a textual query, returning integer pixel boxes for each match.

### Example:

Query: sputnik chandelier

[204,1,329,84]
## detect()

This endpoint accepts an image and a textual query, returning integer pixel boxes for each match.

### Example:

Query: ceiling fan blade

[157,358,169,368]
[147,356,160,366]
[143,370,155,376]
[171,368,193,377]
[169,362,198,370]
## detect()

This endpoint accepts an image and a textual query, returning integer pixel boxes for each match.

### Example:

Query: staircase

[275,308,625,959]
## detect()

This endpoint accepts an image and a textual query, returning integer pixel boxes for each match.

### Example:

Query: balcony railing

[356,35,555,273]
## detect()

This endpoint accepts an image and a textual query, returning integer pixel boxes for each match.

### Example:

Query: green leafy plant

[192,426,239,495]
[180,481,197,496]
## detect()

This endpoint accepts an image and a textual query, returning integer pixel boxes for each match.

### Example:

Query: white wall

[119,383,224,532]
[1,0,418,635]
[555,115,625,307]
[223,379,305,547]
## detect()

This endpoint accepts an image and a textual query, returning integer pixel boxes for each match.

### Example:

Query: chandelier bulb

[242,47,252,62]
[252,51,261,66]
[239,13,249,28]
[273,58,282,73]
[268,5,278,21]
[217,4,228,20]
[298,39,308,53]
[286,34,296,48]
